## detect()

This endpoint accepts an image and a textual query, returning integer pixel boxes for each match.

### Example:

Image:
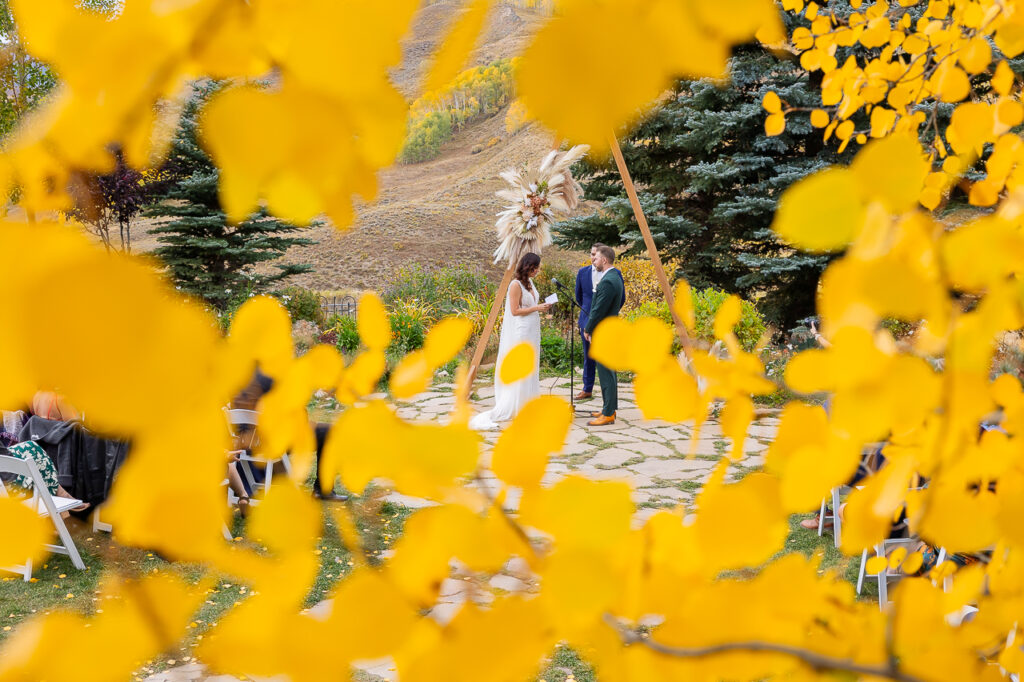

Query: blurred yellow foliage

[3,0,1024,681]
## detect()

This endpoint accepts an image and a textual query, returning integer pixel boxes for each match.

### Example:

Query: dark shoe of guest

[575,391,593,400]
[588,413,616,426]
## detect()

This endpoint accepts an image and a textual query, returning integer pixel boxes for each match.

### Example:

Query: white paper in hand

[545,293,558,305]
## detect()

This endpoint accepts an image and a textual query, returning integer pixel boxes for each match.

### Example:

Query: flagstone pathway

[144,375,781,682]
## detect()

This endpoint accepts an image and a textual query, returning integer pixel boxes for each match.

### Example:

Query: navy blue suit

[575,265,625,392]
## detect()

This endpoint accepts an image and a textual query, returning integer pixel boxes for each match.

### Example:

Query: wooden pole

[464,266,515,393]
[607,134,693,353]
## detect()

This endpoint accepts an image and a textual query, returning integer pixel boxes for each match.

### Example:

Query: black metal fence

[320,295,358,319]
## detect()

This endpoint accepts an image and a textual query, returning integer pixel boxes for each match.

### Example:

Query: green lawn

[1,490,876,681]
[0,491,411,679]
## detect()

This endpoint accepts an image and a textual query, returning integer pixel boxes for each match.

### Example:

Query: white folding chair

[817,486,850,548]
[0,454,86,580]
[224,408,291,500]
[856,537,920,610]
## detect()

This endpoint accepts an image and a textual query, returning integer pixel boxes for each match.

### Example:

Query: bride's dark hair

[515,252,541,291]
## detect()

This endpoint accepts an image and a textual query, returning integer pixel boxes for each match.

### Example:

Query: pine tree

[554,43,854,328]
[149,83,314,311]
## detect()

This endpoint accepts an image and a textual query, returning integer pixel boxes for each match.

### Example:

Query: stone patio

[145,374,780,682]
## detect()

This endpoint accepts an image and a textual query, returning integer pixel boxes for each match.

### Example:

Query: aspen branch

[604,614,926,682]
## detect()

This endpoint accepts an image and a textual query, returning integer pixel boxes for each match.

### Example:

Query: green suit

[584,268,625,417]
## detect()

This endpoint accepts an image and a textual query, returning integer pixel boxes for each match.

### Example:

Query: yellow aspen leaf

[627,318,675,373]
[772,167,867,252]
[969,179,1001,206]
[424,0,493,93]
[694,467,788,571]
[792,27,815,50]
[996,99,1024,133]
[765,112,786,136]
[0,497,51,567]
[248,481,321,558]
[851,134,930,213]
[499,342,537,384]
[762,91,782,113]
[888,545,908,569]
[517,4,678,151]
[835,119,855,140]
[902,551,924,574]
[933,64,971,103]
[719,394,753,460]
[947,102,995,155]
[713,295,743,342]
[840,455,917,553]
[996,14,1024,58]
[920,186,942,210]
[672,279,695,331]
[336,350,387,404]
[390,350,433,400]
[589,317,632,370]
[538,549,620,636]
[423,318,473,367]
[519,476,633,552]
[865,555,888,574]
[389,505,510,604]
[633,359,700,423]
[357,293,391,351]
[805,2,820,19]
[800,48,822,71]
[328,506,364,560]
[810,108,830,128]
[869,106,896,137]
[492,396,571,488]
[993,60,1015,96]
[958,37,992,74]
[328,568,419,660]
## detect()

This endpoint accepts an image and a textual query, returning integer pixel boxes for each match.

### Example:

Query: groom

[583,245,625,426]
[574,243,625,400]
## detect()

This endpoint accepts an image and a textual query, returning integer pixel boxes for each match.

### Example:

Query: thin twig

[472,470,540,558]
[604,614,926,682]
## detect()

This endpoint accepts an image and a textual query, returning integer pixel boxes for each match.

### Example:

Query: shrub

[389,307,427,354]
[382,264,493,319]
[616,255,682,314]
[625,287,766,353]
[539,325,583,372]
[278,286,324,325]
[332,315,360,355]
[292,320,319,352]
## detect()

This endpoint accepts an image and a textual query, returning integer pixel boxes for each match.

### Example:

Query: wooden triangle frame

[462,133,693,394]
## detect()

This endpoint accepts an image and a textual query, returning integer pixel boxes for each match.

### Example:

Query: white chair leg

[22,559,31,581]
[51,513,85,570]
[817,497,827,536]
[876,544,887,610]
[831,487,842,548]
[281,454,292,476]
[857,548,868,594]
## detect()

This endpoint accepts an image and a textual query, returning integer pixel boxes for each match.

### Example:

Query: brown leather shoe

[588,413,616,426]
[575,391,593,400]
[590,411,602,418]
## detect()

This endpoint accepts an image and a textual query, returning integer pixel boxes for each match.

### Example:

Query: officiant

[574,243,626,401]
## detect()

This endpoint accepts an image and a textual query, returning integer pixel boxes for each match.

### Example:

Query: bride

[470,253,552,430]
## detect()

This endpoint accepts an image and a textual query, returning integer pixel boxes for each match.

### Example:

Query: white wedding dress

[469,279,542,430]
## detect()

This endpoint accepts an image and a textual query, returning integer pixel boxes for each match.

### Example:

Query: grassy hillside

[130,1,582,292]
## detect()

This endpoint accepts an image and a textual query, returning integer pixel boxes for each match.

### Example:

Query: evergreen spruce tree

[554,43,854,328]
[149,83,314,311]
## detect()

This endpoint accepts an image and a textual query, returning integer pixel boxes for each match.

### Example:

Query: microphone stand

[551,280,588,415]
